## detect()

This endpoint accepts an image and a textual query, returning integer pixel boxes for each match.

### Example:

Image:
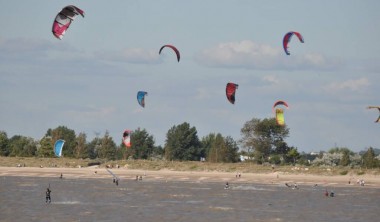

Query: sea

[1,176,379,222]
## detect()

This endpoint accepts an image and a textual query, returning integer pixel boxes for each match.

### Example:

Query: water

[1,176,379,222]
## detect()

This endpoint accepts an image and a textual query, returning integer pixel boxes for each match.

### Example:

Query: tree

[203,134,239,163]
[207,133,224,162]
[286,147,300,165]
[362,147,377,168]
[129,128,156,159]
[74,132,89,159]
[240,117,290,162]
[96,131,117,160]
[46,126,76,157]
[38,137,54,157]
[0,131,9,156]
[223,136,239,163]
[340,149,351,166]
[200,133,216,160]
[328,147,353,166]
[8,135,37,157]
[88,137,101,159]
[164,122,201,161]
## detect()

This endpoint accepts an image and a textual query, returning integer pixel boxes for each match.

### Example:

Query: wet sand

[1,167,380,221]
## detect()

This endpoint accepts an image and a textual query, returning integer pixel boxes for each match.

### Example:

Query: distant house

[240,155,252,162]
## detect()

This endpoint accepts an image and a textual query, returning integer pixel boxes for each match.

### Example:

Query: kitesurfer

[46,188,51,203]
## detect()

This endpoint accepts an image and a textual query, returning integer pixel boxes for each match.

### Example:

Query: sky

[0,0,379,153]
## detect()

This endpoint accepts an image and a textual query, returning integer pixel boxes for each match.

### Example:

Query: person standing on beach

[46,188,51,203]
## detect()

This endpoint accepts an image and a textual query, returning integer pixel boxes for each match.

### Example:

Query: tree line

[0,117,378,168]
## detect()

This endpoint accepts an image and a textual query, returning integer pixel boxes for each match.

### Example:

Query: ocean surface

[1,175,379,222]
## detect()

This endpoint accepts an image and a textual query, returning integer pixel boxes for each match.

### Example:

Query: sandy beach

[1,166,379,188]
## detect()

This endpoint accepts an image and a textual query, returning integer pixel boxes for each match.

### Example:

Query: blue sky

[0,0,379,152]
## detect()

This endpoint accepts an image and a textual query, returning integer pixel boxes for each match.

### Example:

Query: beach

[1,166,379,188]
[1,166,380,222]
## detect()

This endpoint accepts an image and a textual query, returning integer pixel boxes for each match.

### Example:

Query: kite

[52,5,85,40]
[137,91,148,108]
[275,109,285,126]
[54,139,65,157]
[273,100,289,126]
[367,106,380,123]
[159,45,180,62]
[226,83,239,104]
[283,31,304,55]
[122,130,132,148]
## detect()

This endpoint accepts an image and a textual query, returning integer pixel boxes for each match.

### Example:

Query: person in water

[225,182,230,189]
[46,188,51,203]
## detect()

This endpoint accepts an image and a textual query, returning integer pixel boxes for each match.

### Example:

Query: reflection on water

[1,176,379,222]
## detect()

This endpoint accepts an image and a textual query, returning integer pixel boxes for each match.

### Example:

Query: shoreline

[1,166,379,188]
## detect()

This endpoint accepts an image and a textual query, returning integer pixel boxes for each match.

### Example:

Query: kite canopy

[273,100,289,112]
[52,5,85,40]
[122,130,132,148]
[273,100,289,126]
[54,139,65,157]
[226,83,239,104]
[367,106,380,123]
[137,91,148,108]
[283,31,304,55]
[159,45,180,62]
[275,109,285,126]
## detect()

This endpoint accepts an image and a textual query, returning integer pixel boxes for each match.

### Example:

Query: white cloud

[64,106,116,120]
[262,75,281,84]
[325,77,370,92]
[96,48,160,64]
[194,40,342,71]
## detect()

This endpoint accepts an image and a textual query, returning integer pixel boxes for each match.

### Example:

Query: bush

[339,170,348,175]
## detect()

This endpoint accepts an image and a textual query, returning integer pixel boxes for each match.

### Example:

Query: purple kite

[283,31,304,55]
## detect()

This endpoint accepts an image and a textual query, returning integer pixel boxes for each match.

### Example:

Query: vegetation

[0,116,379,170]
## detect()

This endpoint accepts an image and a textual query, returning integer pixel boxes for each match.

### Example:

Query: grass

[0,156,379,176]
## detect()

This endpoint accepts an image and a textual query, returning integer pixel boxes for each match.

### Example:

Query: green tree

[38,137,54,157]
[200,133,216,160]
[88,137,101,159]
[96,131,117,160]
[207,133,225,162]
[362,147,377,168]
[164,122,201,161]
[129,128,156,159]
[8,135,37,157]
[0,131,9,156]
[74,132,89,159]
[202,134,239,163]
[222,136,239,163]
[240,117,290,162]
[46,126,76,157]
[286,147,300,165]
[340,150,351,166]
